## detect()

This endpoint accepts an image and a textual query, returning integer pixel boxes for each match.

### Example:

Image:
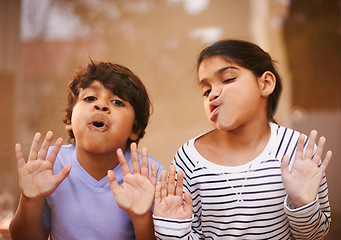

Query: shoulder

[269,122,303,160]
[270,122,303,143]
[48,144,76,169]
[48,143,75,155]
[173,135,203,173]
[147,154,164,171]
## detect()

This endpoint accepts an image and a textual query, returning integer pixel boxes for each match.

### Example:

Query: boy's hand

[281,130,332,208]
[154,165,192,220]
[16,131,72,199]
[108,142,157,217]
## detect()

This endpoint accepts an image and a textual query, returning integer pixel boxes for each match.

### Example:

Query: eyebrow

[199,66,239,85]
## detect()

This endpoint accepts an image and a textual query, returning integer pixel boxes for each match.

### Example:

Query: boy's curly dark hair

[63,59,152,149]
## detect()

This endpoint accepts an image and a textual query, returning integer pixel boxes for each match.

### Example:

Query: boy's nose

[94,102,110,112]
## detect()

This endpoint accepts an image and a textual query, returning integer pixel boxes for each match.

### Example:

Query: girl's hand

[154,165,192,220]
[16,131,72,199]
[108,142,157,217]
[281,130,332,208]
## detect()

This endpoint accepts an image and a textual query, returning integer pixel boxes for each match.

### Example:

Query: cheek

[203,100,210,115]
[70,105,84,127]
[119,110,136,129]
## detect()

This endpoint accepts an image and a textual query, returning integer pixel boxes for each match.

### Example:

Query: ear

[258,71,276,97]
[129,120,140,141]
[129,131,139,141]
[65,124,72,131]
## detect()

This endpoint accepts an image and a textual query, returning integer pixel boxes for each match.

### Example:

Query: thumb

[184,190,192,212]
[108,170,120,194]
[54,164,72,186]
[155,182,161,201]
[281,155,290,176]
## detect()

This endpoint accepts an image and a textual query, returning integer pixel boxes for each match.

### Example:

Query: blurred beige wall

[0,0,21,219]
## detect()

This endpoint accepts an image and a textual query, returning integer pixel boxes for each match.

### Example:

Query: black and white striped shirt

[153,123,331,239]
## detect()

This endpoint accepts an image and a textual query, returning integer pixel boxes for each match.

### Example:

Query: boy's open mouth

[88,120,108,131]
[92,121,105,128]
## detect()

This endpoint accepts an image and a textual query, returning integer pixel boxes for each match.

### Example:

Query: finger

[117,148,131,176]
[294,134,305,161]
[150,161,157,187]
[46,138,63,165]
[281,155,290,175]
[53,164,72,186]
[319,150,332,174]
[175,170,184,196]
[130,143,140,174]
[28,132,42,161]
[38,131,54,161]
[15,143,26,169]
[141,147,149,178]
[167,165,176,195]
[304,130,318,160]
[160,170,167,198]
[155,182,161,201]
[184,190,192,211]
[108,170,121,194]
[312,136,325,164]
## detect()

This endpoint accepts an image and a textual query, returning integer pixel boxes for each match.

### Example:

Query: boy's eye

[112,99,125,106]
[84,96,96,102]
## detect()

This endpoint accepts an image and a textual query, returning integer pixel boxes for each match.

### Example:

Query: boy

[10,60,163,240]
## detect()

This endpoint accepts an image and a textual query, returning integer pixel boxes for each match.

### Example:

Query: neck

[76,147,120,181]
[219,120,271,150]
[196,118,272,166]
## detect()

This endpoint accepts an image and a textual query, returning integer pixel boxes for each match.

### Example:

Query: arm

[9,132,72,240]
[108,142,157,240]
[281,130,332,239]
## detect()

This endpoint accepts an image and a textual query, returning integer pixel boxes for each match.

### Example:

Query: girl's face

[198,55,268,133]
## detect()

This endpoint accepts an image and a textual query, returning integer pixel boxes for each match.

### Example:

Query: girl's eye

[112,99,125,106]
[203,89,211,97]
[223,77,236,83]
[84,96,96,102]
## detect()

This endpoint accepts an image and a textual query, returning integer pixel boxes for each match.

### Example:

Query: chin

[213,121,239,133]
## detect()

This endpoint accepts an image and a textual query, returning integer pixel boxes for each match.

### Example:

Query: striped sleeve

[284,195,330,239]
[284,178,331,239]
[153,215,193,240]
[172,143,204,239]
[276,125,331,239]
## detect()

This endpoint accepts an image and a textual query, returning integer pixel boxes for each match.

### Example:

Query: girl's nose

[208,86,222,101]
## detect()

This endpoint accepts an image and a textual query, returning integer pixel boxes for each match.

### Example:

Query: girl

[153,40,332,239]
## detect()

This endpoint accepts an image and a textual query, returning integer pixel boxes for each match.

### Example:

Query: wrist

[20,193,45,206]
[130,211,154,240]
[129,210,152,222]
[288,195,316,209]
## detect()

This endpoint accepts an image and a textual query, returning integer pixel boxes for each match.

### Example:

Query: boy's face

[66,80,138,154]
[198,55,268,132]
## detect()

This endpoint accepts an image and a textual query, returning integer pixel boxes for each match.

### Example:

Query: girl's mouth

[210,104,219,113]
[209,103,220,121]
